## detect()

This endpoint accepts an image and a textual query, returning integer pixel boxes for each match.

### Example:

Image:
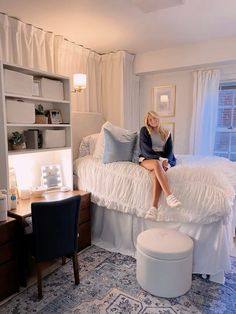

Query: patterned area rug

[0,245,236,314]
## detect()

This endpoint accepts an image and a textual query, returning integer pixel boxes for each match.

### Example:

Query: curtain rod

[0,11,135,56]
[0,11,99,54]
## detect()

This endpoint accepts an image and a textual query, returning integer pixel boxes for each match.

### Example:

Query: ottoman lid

[137,228,193,260]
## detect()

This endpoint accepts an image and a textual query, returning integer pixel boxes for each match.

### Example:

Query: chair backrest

[31,195,81,262]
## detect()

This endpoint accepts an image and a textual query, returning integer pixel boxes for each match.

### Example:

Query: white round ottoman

[136,228,193,298]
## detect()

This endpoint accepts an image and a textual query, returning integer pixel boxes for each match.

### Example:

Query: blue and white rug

[0,245,236,313]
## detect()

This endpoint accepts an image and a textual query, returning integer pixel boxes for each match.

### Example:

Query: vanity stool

[136,228,193,298]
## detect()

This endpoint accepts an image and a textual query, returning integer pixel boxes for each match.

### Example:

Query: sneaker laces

[145,206,157,219]
[166,194,181,208]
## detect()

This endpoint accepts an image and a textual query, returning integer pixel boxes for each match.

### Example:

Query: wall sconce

[73,73,87,92]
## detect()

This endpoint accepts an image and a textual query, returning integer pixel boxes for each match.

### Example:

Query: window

[214,83,236,161]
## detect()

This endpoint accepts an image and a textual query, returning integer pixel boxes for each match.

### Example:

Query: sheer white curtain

[0,13,137,118]
[54,36,101,112]
[189,69,220,155]
[0,13,54,71]
[0,13,101,113]
[101,51,139,129]
[123,53,140,131]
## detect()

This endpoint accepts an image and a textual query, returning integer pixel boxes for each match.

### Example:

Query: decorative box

[40,78,64,100]
[42,129,66,148]
[4,69,33,96]
[6,100,35,124]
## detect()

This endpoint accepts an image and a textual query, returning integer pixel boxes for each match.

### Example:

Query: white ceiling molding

[130,0,185,13]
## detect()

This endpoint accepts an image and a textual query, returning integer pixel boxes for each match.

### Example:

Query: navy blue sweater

[139,126,176,167]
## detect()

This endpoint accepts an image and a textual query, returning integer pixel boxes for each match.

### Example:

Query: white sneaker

[166,194,181,208]
[145,206,157,220]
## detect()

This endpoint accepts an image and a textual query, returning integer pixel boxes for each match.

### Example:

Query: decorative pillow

[79,133,99,157]
[93,122,110,159]
[103,128,137,163]
[132,131,140,163]
[93,121,137,159]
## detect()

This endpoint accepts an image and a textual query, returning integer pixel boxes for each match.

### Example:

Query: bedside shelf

[0,61,73,192]
[5,93,70,104]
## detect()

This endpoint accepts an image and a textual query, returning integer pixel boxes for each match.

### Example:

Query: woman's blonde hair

[144,110,169,141]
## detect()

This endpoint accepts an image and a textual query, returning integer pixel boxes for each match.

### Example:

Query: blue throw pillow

[132,131,140,163]
[103,128,137,163]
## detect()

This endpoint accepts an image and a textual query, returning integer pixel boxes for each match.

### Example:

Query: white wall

[139,70,193,154]
[136,37,236,154]
[134,36,236,74]
[139,63,236,154]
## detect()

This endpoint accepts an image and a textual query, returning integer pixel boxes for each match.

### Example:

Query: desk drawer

[79,206,90,224]
[80,193,90,210]
[0,260,19,301]
[78,221,91,251]
[0,220,16,245]
[0,242,16,264]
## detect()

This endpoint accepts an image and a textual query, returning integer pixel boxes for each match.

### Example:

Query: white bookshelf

[0,61,73,191]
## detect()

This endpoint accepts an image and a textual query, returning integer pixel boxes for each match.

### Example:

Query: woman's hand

[162,160,170,171]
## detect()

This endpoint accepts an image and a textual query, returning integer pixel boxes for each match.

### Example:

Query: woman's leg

[141,159,181,209]
[150,171,162,207]
[141,159,171,196]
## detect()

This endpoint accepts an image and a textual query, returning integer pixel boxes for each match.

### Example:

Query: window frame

[214,82,236,161]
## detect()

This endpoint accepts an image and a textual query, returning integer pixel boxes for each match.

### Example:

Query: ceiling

[1,0,236,54]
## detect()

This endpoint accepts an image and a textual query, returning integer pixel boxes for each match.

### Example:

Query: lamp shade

[73,73,86,92]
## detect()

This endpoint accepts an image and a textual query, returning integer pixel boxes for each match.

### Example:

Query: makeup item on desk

[31,186,47,198]
[19,189,31,200]
[0,189,8,221]
[10,188,17,209]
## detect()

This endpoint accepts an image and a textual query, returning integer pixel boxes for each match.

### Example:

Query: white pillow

[93,121,137,159]
[79,133,99,157]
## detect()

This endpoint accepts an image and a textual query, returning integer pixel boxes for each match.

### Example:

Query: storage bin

[4,69,33,96]
[40,78,64,100]
[6,100,35,124]
[42,129,66,148]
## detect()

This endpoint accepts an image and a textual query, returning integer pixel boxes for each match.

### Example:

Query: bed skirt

[91,202,236,284]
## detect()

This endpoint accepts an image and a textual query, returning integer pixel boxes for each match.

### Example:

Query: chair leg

[36,262,43,300]
[72,252,80,285]
[62,256,66,265]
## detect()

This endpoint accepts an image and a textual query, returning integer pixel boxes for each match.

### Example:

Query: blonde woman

[139,111,181,219]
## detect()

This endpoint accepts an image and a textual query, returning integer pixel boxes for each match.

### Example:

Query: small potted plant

[35,104,48,124]
[9,131,26,150]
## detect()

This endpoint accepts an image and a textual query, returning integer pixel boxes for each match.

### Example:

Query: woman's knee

[153,160,162,172]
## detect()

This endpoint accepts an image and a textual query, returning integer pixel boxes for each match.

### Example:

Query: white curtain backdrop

[0,12,139,122]
[123,53,140,131]
[101,51,139,130]
[0,13,54,71]
[54,36,101,112]
[189,69,220,155]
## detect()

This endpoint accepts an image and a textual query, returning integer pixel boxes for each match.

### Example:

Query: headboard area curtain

[54,36,102,113]
[0,12,139,118]
[101,51,140,130]
[0,12,101,113]
[0,13,54,71]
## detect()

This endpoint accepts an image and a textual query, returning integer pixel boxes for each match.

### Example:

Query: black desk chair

[31,195,81,299]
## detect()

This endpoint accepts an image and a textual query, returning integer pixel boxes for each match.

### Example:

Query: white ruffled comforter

[74,155,236,224]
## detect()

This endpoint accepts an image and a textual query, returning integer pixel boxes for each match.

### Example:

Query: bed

[73,114,236,284]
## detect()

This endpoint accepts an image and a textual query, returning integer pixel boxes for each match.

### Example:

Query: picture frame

[49,109,63,124]
[162,122,175,143]
[152,85,176,117]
